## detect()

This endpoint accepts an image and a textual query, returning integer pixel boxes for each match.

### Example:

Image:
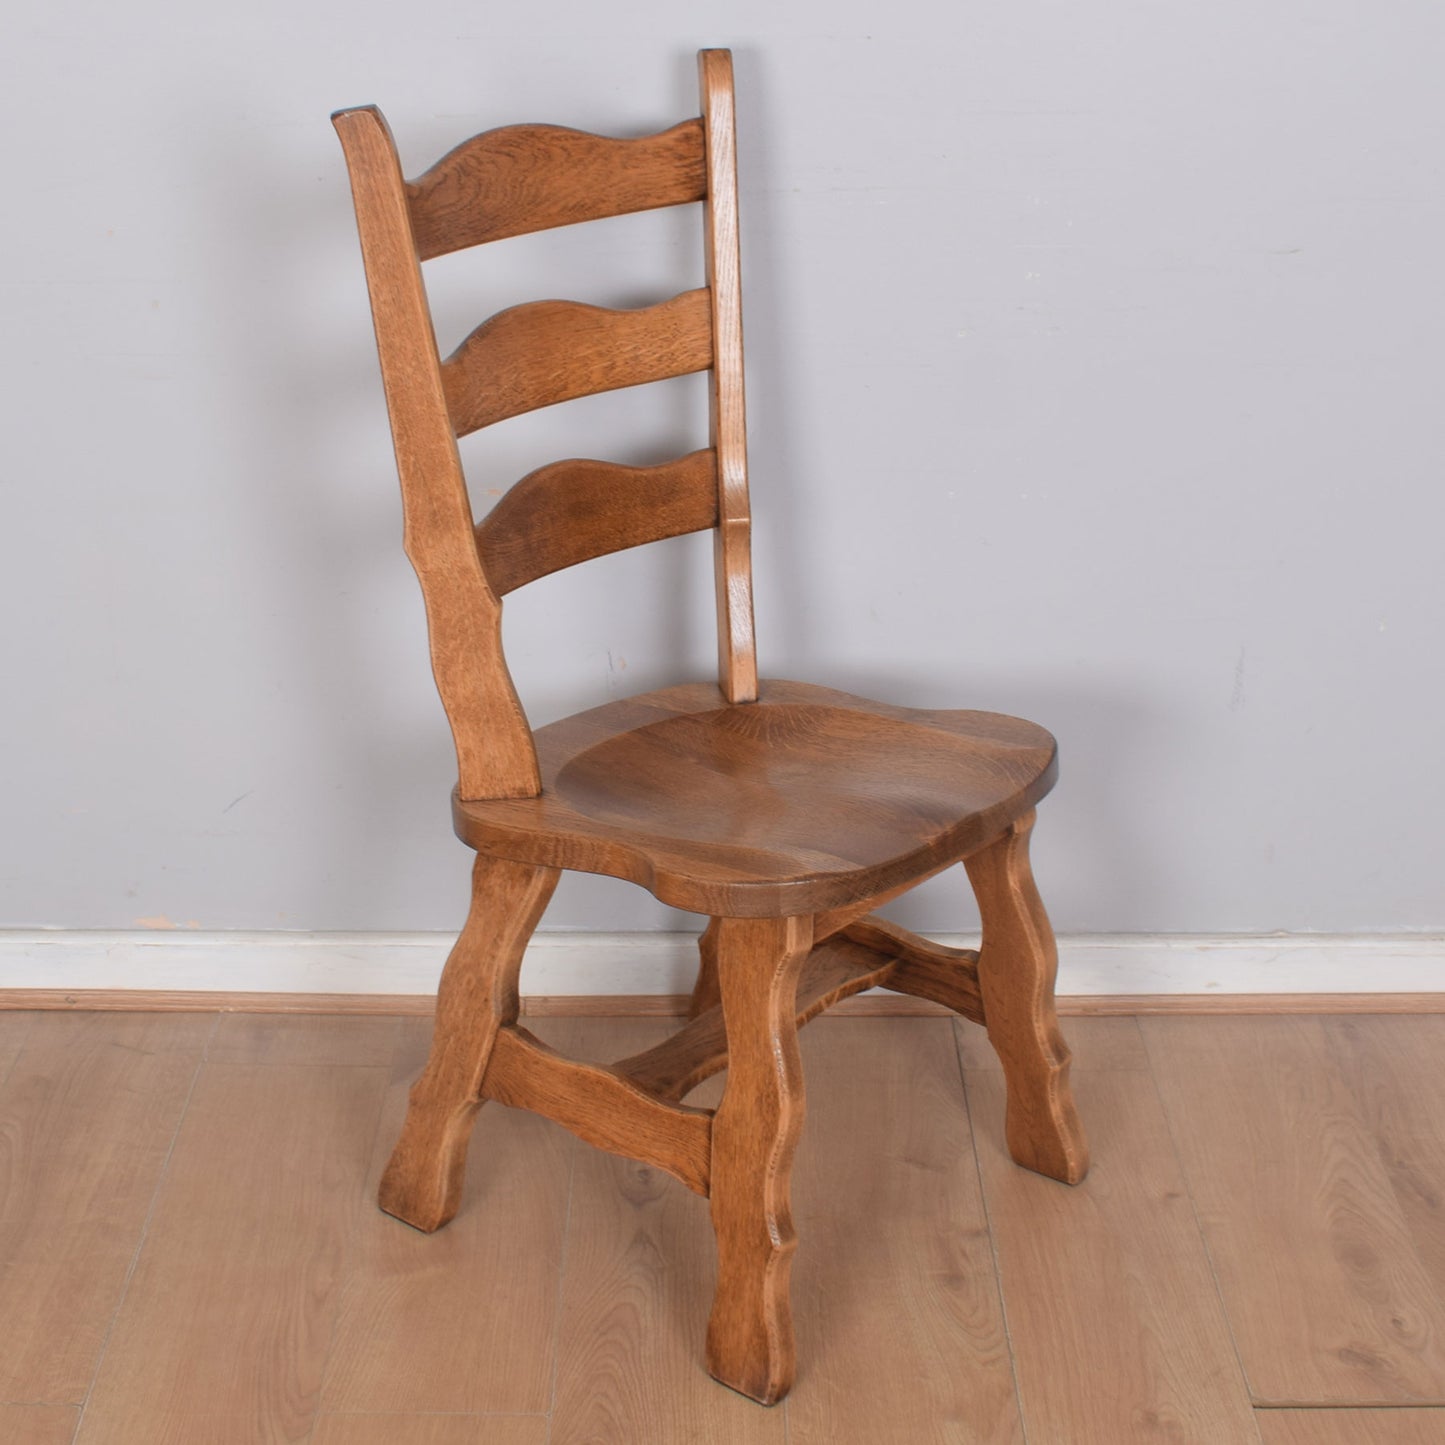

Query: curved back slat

[407,120,707,260]
[332,105,540,800]
[477,450,719,595]
[441,289,713,437]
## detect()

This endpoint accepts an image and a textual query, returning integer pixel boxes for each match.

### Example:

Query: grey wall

[3,2,1442,938]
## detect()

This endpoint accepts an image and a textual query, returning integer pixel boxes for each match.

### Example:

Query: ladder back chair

[333,49,1088,1406]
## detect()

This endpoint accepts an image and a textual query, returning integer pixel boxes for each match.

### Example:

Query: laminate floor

[1,1008,1440,1443]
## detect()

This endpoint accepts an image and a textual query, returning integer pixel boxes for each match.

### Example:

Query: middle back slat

[440,288,714,436]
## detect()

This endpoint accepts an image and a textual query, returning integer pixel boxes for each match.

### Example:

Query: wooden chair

[332,49,1088,1406]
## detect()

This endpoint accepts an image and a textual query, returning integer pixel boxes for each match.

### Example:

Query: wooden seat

[455,679,1058,916]
[333,49,1088,1408]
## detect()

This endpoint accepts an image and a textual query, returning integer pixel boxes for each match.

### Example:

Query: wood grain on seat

[453,680,1057,916]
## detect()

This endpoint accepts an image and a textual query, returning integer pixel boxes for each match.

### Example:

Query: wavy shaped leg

[688,917,723,1018]
[378,854,559,1231]
[964,811,1088,1184]
[706,914,812,1405]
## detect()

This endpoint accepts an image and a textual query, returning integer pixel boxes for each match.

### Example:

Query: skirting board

[0,929,1440,1004]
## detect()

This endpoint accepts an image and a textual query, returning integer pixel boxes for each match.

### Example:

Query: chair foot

[705,914,812,1405]
[964,811,1089,1185]
[378,854,559,1232]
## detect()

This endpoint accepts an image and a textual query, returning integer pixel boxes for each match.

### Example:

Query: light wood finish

[319,1020,569,1416]
[476,450,718,596]
[206,1010,399,1066]
[955,1013,1150,1071]
[0,1407,79,1445]
[788,1019,1024,1444]
[9,986,1445,1017]
[0,1009,32,1080]
[11,1012,1445,1435]
[1256,1408,1445,1445]
[705,915,812,1404]
[379,855,558,1233]
[1057,991,1445,1016]
[407,118,706,259]
[1325,1017,1445,1309]
[335,48,1084,1403]
[0,1013,212,1406]
[965,811,1088,1184]
[698,49,757,703]
[441,290,713,437]
[1145,1016,1445,1406]
[967,1063,1262,1443]
[77,1017,390,1444]
[313,1415,548,1445]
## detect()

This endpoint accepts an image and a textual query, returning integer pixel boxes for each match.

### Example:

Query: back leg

[378,853,559,1231]
[964,811,1088,1184]
[688,917,723,1018]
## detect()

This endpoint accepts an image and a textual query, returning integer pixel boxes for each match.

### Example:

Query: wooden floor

[2,1010,1443,1443]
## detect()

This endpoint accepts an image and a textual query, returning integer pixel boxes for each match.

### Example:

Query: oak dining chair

[332,48,1088,1406]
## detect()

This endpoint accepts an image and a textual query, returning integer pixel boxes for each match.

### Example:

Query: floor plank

[549,1018,786,1445]
[208,1012,400,1068]
[0,1012,214,1405]
[310,1413,548,1445]
[787,1018,1023,1444]
[8,1007,1439,1440]
[1324,1018,1445,1304]
[1256,1407,1445,1445]
[0,1011,36,1086]
[967,1058,1261,1443]
[318,1018,571,1416]
[1145,1017,1445,1405]
[954,1014,1149,1072]
[75,1019,391,1444]
[0,1404,79,1445]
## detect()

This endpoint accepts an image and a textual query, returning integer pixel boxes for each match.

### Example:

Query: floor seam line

[1139,1017,1265,1443]
[953,1016,1034,1445]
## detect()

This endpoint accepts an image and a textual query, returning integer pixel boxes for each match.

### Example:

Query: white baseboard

[0,929,1440,998]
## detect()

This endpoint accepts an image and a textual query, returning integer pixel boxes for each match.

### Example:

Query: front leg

[964,811,1088,1184]
[705,914,812,1404]
[378,853,559,1231]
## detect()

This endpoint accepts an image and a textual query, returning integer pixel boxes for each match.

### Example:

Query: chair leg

[378,853,559,1232]
[705,914,812,1405]
[964,810,1089,1185]
[688,917,723,1018]
[702,913,814,1398]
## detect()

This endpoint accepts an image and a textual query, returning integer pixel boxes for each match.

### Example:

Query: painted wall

[3,2,1441,940]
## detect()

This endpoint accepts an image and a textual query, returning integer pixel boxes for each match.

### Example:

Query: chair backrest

[333,49,755,801]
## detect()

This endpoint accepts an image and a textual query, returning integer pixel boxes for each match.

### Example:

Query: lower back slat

[476,449,719,595]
